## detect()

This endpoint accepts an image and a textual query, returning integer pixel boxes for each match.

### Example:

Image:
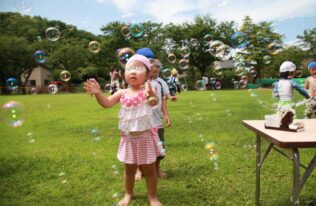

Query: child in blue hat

[305,62,316,118]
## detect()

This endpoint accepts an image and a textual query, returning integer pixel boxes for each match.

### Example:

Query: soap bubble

[46,27,61,41]
[117,47,135,66]
[5,78,18,91]
[0,101,26,127]
[167,53,176,63]
[89,41,101,53]
[33,50,48,63]
[230,31,249,49]
[60,70,71,82]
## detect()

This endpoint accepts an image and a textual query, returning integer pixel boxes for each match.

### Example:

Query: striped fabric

[117,128,165,165]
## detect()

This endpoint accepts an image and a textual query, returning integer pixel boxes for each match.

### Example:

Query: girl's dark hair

[280,71,289,79]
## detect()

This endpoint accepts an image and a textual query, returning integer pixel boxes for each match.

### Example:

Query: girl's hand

[144,79,153,97]
[84,78,102,96]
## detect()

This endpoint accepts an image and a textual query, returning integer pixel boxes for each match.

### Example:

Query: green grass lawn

[0,90,315,206]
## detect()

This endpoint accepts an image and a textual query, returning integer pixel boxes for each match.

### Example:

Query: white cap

[279,61,296,72]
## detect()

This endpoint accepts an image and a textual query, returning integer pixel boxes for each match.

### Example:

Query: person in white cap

[272,61,310,111]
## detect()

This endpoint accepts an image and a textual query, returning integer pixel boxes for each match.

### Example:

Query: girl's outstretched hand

[144,80,158,107]
[84,78,102,96]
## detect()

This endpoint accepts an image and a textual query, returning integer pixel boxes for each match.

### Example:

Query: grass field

[0,90,315,206]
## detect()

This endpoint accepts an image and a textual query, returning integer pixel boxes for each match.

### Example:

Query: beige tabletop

[242,119,316,148]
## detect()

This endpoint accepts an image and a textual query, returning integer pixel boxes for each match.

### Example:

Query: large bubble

[14,0,32,13]
[46,27,61,41]
[5,78,18,91]
[215,81,221,89]
[89,41,101,53]
[161,68,171,79]
[180,46,190,58]
[215,44,231,61]
[196,80,204,90]
[240,75,248,88]
[33,50,48,64]
[129,23,144,38]
[205,142,219,161]
[117,48,135,66]
[48,84,58,94]
[190,38,199,47]
[295,70,303,78]
[250,69,257,78]
[209,40,224,57]
[0,101,25,127]
[203,34,213,45]
[167,53,176,64]
[262,55,272,64]
[234,66,245,76]
[268,43,282,55]
[60,70,71,82]
[230,31,249,49]
[179,59,189,70]
[121,25,131,37]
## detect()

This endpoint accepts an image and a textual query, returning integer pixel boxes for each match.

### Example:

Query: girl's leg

[142,163,163,206]
[135,166,143,181]
[155,159,167,178]
[119,163,137,206]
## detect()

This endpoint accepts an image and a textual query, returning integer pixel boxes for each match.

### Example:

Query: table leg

[256,134,261,206]
[292,148,300,206]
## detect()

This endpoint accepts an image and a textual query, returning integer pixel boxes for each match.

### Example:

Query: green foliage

[0,12,315,92]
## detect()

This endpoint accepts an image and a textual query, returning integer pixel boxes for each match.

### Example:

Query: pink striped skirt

[117,128,165,165]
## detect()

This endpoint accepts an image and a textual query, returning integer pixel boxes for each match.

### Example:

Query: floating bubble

[117,47,135,66]
[0,101,25,127]
[240,75,248,88]
[91,128,100,137]
[30,87,38,95]
[230,31,249,49]
[60,70,71,82]
[45,27,60,41]
[180,46,190,58]
[121,25,131,37]
[250,69,257,78]
[130,23,144,38]
[205,142,218,161]
[89,41,101,53]
[190,38,198,47]
[167,53,176,63]
[5,78,18,91]
[196,80,205,90]
[48,84,58,94]
[161,68,171,79]
[268,43,282,55]
[179,59,189,70]
[209,77,216,85]
[181,84,188,92]
[215,81,221,89]
[235,67,245,76]
[263,55,272,64]
[33,50,48,64]
[295,70,303,78]
[13,0,32,13]
[105,83,111,93]
[215,44,231,61]
[225,109,232,116]
[209,40,224,56]
[203,34,213,45]
[214,67,222,76]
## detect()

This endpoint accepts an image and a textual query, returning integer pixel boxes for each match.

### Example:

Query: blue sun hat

[136,47,155,59]
[307,62,316,70]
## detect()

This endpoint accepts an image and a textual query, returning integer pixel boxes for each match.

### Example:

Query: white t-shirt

[151,79,164,127]
[157,77,170,98]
